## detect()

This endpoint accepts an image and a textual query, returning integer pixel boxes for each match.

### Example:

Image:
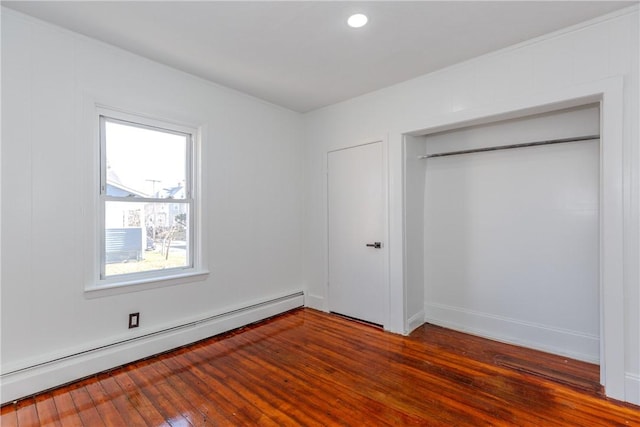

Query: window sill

[85,269,209,298]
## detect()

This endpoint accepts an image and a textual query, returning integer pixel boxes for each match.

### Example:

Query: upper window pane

[105,119,188,199]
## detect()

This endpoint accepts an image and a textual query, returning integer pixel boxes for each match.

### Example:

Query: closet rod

[418,134,600,159]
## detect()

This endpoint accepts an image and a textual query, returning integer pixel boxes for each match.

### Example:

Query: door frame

[326,138,390,330]
[401,77,625,400]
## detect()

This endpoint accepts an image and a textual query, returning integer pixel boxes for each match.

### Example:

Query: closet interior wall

[405,104,601,363]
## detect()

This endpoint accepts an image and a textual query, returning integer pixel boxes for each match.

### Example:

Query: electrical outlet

[129,312,140,329]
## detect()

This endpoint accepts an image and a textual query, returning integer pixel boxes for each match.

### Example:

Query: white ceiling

[3,1,636,112]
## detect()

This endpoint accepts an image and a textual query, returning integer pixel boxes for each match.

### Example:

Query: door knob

[366,242,382,249]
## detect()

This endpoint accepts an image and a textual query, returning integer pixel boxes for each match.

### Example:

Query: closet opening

[404,103,602,389]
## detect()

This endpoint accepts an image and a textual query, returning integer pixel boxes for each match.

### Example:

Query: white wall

[416,106,601,362]
[1,9,304,402]
[2,4,639,406]
[424,141,600,362]
[303,6,639,404]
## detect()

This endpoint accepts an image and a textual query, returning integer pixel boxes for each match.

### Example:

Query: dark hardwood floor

[2,308,639,426]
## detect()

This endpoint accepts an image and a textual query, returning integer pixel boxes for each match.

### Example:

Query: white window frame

[87,106,207,294]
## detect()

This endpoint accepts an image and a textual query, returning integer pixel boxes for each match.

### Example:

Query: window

[98,111,197,285]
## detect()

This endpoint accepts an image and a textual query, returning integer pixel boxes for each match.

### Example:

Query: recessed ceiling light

[347,13,368,29]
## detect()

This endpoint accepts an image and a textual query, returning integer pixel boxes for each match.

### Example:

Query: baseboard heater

[2,291,304,377]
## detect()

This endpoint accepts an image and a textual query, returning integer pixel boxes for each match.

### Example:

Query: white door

[328,142,385,326]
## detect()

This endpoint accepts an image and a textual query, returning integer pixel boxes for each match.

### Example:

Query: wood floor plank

[33,392,61,427]
[83,377,129,427]
[198,340,336,426]
[149,354,237,426]
[2,308,639,426]
[267,312,522,421]
[67,384,105,427]
[302,311,597,422]
[229,321,423,419]
[298,310,612,426]
[1,402,19,427]
[212,341,362,426]
[412,323,601,387]
[187,337,359,426]
[96,373,148,427]
[133,360,208,426]
[244,314,517,426]
[225,327,445,426]
[179,347,294,424]
[15,397,40,427]
[160,350,262,425]
[50,387,83,426]
[123,361,193,427]
[165,347,280,426]
[110,367,171,427]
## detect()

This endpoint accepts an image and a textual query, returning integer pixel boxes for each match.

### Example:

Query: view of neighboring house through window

[100,113,194,280]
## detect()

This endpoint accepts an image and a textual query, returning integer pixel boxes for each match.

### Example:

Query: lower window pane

[104,201,189,277]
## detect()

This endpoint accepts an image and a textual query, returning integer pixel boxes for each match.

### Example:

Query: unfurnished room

[1,1,640,425]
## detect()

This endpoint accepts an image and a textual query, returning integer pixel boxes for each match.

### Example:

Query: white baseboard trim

[0,291,304,404]
[626,373,640,405]
[424,303,599,364]
[305,293,326,311]
[406,310,425,334]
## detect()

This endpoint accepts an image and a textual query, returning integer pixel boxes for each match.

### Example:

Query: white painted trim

[80,96,209,297]
[406,310,425,335]
[305,294,326,311]
[425,303,599,363]
[598,79,625,399]
[94,105,202,291]
[84,270,210,298]
[625,373,640,405]
[402,76,626,401]
[0,291,304,404]
[381,135,393,332]
[401,136,410,335]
